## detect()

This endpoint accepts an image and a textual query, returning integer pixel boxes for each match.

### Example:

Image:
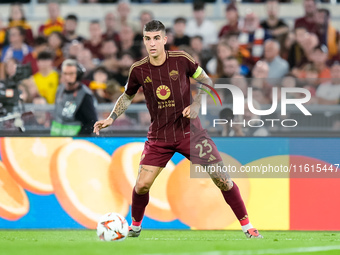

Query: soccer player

[93,20,263,239]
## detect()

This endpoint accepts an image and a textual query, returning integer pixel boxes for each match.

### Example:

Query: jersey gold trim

[128,57,148,77]
[168,51,195,64]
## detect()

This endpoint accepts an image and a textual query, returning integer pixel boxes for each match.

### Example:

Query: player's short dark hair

[37,51,53,61]
[34,36,47,46]
[144,20,165,34]
[66,14,78,22]
[193,1,205,11]
[174,17,186,24]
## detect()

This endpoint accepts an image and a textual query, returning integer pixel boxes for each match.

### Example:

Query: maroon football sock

[221,182,250,226]
[131,187,149,226]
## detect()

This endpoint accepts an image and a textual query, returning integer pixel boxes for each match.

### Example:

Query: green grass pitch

[0,230,340,255]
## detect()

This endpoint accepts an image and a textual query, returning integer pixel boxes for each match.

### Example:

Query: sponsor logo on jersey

[156,85,171,100]
[144,76,152,83]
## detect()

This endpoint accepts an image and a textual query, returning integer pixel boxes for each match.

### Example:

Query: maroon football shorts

[140,130,222,167]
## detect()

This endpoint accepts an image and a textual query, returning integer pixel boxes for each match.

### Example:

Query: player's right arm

[93,92,135,135]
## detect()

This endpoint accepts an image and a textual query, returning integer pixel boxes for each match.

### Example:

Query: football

[96,212,129,241]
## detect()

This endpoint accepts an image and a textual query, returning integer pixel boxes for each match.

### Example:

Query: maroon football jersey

[125,51,204,142]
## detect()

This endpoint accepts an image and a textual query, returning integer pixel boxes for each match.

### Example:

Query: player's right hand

[93,118,114,135]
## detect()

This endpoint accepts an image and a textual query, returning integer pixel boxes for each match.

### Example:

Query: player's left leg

[182,131,263,238]
[204,161,263,238]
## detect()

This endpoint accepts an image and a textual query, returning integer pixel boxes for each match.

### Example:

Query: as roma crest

[169,70,179,81]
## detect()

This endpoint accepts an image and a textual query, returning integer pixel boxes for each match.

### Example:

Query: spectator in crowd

[263,39,289,79]
[281,74,297,89]
[173,17,190,47]
[51,59,97,136]
[229,100,270,137]
[221,74,248,105]
[67,40,84,59]
[113,51,135,87]
[280,31,295,60]
[252,60,269,81]
[7,3,34,45]
[102,12,120,49]
[218,2,239,38]
[18,80,32,103]
[89,66,111,103]
[0,15,6,50]
[300,63,319,98]
[63,14,85,44]
[189,35,212,70]
[116,1,135,32]
[38,2,64,37]
[206,40,232,77]
[165,28,177,51]
[288,27,310,69]
[220,56,240,79]
[1,26,32,65]
[280,74,301,100]
[3,58,18,80]
[77,48,96,78]
[119,25,141,60]
[294,0,317,34]
[260,0,289,45]
[251,61,271,104]
[22,36,48,75]
[47,31,65,69]
[315,8,338,58]
[316,61,340,104]
[239,10,270,62]
[32,97,51,128]
[30,51,59,104]
[100,39,119,74]
[185,1,218,48]
[84,20,104,60]
[223,32,251,75]
[134,10,154,46]
[104,79,124,103]
[309,44,331,79]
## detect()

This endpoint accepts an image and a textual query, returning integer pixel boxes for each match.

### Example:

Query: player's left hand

[182,102,200,119]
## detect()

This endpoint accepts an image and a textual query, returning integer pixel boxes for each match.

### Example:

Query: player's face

[143,31,167,58]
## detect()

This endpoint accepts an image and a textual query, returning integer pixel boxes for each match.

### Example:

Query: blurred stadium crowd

[1,0,340,135]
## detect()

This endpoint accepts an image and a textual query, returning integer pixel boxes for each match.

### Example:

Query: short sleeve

[181,51,203,78]
[124,65,141,96]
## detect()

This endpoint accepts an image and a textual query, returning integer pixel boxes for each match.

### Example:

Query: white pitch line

[144,245,340,255]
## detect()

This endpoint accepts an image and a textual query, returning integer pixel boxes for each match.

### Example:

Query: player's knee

[135,181,152,194]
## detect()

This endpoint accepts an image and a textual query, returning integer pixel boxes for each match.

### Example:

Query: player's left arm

[182,68,213,119]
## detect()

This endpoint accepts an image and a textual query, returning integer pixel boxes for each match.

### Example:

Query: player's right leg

[128,164,163,237]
